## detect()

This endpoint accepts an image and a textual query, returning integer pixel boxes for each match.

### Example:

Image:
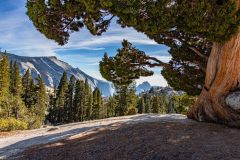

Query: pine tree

[114,85,128,116]
[114,83,138,116]
[125,83,138,115]
[167,98,177,114]
[47,93,56,124]
[73,81,81,122]
[73,80,85,122]
[55,71,68,123]
[172,94,196,115]
[106,97,117,118]
[32,75,47,128]
[84,79,93,120]
[92,88,102,119]
[22,69,36,109]
[152,96,160,114]
[46,83,58,124]
[66,75,76,123]
[145,96,152,114]
[10,62,25,119]
[138,96,145,114]
[0,54,11,118]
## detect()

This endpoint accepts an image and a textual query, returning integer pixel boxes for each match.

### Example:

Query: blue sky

[0,0,170,86]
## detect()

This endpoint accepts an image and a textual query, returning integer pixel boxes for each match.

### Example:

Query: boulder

[225,91,240,110]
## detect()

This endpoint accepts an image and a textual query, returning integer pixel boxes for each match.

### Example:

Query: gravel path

[0,114,188,159]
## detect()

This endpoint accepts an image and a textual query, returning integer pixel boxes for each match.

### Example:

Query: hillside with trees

[0,53,194,131]
[0,54,46,130]
[0,54,106,131]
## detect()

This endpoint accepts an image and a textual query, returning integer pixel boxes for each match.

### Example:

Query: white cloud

[72,35,157,47]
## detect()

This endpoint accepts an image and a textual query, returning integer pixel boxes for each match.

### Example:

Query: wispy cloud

[0,1,169,86]
[66,25,158,49]
[58,54,102,64]
[55,47,106,51]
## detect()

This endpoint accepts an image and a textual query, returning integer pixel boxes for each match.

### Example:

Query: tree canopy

[27,0,240,45]
[27,0,240,96]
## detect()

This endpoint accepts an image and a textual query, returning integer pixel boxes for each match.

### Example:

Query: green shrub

[0,118,28,131]
[26,117,43,129]
[126,107,138,115]
[173,94,196,115]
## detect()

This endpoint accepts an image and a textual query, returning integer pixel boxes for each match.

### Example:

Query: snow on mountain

[3,53,114,97]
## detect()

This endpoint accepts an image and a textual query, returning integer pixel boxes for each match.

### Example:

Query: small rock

[226,91,240,110]
[47,127,59,132]
[42,125,48,128]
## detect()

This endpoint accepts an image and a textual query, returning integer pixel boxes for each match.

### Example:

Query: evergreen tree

[138,96,145,114]
[31,76,47,128]
[22,69,36,109]
[114,85,128,116]
[55,71,68,123]
[47,93,56,124]
[125,83,138,115]
[113,82,138,116]
[159,96,168,114]
[73,80,85,122]
[47,83,58,124]
[84,79,93,120]
[144,96,152,114]
[66,75,76,122]
[167,98,177,114]
[0,54,11,118]
[106,97,117,118]
[172,94,196,115]
[10,62,25,119]
[92,88,102,119]
[100,41,155,85]
[152,96,160,114]
[27,0,240,126]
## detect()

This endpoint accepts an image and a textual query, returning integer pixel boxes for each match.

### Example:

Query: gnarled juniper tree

[27,0,240,127]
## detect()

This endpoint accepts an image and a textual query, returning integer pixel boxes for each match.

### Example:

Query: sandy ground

[0,114,187,159]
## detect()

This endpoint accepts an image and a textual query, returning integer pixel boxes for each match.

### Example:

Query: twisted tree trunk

[187,26,240,127]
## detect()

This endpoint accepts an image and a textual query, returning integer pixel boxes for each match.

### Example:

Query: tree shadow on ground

[1,114,185,159]
[8,114,240,160]
[0,124,110,159]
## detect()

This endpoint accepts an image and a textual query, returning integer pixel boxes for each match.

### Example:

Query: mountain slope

[136,81,152,94]
[2,53,114,97]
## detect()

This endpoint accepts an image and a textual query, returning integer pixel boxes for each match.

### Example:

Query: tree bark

[187,27,240,127]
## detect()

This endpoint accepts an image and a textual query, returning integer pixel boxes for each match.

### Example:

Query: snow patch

[47,74,54,87]
[20,62,40,75]
[50,58,71,70]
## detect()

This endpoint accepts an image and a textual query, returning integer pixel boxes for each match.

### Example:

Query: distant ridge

[136,81,152,94]
[0,53,114,97]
